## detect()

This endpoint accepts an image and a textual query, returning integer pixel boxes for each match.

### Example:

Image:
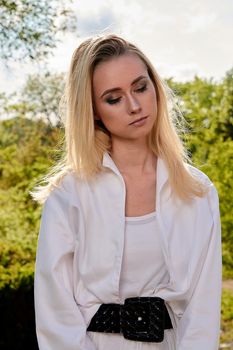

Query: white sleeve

[34,188,97,350]
[176,184,222,350]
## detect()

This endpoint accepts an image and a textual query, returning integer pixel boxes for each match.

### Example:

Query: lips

[129,116,148,125]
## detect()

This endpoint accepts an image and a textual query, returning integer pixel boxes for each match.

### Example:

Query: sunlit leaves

[168,70,233,278]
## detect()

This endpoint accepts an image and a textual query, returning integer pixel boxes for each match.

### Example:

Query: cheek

[147,90,157,114]
[98,103,122,122]
[152,88,158,111]
[96,106,122,132]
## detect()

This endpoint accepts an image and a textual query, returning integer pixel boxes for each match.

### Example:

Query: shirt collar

[102,152,169,193]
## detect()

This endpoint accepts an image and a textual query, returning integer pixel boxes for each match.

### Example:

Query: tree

[0,0,77,62]
[0,72,65,124]
[167,72,233,278]
[21,72,65,124]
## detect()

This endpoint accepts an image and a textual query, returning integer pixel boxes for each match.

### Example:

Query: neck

[110,137,157,176]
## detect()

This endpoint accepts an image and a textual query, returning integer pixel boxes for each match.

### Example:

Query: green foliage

[221,289,233,343]
[0,0,77,62]
[21,72,66,124]
[0,116,64,290]
[0,241,34,290]
[168,69,233,278]
[0,72,65,124]
[201,140,233,275]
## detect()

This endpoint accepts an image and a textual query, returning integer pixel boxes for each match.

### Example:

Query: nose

[127,94,142,115]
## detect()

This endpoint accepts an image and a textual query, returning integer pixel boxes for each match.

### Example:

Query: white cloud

[185,13,217,33]
[76,6,118,36]
[0,0,232,94]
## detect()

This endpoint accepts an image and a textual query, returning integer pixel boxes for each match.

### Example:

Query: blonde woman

[33,34,222,350]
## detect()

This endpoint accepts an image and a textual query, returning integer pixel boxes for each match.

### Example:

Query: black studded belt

[87,296,173,342]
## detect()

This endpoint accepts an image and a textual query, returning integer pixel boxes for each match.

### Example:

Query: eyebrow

[100,75,148,98]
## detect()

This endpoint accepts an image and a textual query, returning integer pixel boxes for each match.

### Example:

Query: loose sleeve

[34,188,96,350]
[176,184,222,349]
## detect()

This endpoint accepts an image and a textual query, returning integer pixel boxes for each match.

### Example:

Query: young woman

[33,34,222,350]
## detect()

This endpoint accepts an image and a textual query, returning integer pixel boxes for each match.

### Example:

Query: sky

[1,0,233,94]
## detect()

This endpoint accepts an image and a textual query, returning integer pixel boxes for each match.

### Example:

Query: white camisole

[88,212,176,350]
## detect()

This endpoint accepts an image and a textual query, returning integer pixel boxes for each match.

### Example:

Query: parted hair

[31,34,207,203]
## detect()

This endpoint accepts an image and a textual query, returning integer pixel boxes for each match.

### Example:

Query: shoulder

[44,171,82,208]
[186,163,220,215]
[186,163,212,186]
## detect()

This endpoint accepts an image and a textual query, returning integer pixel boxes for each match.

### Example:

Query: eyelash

[106,84,148,105]
[137,84,147,93]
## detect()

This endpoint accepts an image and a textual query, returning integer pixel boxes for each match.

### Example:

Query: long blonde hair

[31,34,207,203]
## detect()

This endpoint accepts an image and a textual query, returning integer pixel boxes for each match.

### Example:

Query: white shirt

[34,152,222,350]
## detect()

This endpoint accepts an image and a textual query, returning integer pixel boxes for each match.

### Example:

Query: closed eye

[106,97,122,105]
[136,84,147,93]
[105,83,147,105]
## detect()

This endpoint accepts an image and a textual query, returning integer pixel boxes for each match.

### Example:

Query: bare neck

[110,138,157,176]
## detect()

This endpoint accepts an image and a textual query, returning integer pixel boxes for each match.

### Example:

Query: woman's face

[92,53,157,143]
